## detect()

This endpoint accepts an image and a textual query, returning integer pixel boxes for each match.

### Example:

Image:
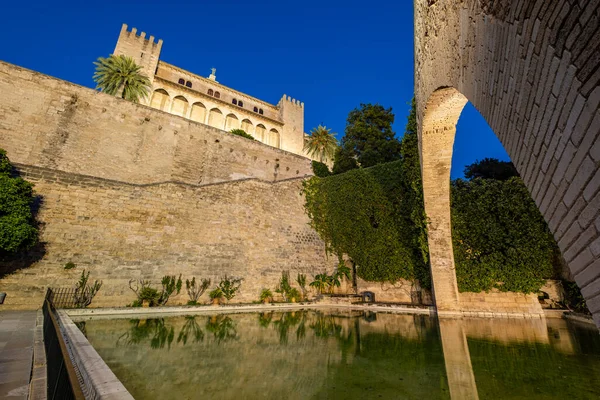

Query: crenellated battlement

[119,23,163,47]
[278,94,304,108]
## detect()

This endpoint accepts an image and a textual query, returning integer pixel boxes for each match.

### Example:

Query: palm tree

[93,55,151,103]
[304,125,338,163]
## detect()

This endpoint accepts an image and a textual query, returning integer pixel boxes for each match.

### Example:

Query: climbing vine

[451,177,557,293]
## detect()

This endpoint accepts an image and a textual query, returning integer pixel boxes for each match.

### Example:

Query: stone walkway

[0,311,36,399]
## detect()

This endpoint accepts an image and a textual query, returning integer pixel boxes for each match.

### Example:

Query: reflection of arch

[171,95,189,117]
[225,113,239,131]
[190,102,206,123]
[241,119,253,135]
[268,129,280,148]
[149,89,170,111]
[208,108,224,129]
[255,124,266,142]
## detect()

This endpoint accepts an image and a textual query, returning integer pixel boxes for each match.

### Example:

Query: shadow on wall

[0,191,46,279]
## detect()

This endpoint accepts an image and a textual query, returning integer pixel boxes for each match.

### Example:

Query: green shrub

[186,277,210,304]
[451,177,556,293]
[209,287,223,301]
[218,275,243,301]
[0,149,39,254]
[139,286,160,306]
[561,280,590,315]
[260,288,273,303]
[230,129,255,140]
[64,262,76,270]
[311,161,331,177]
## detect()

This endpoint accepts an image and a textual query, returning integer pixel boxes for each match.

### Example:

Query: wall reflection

[75,311,600,400]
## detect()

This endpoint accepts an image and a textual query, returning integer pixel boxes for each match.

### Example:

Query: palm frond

[93,55,151,103]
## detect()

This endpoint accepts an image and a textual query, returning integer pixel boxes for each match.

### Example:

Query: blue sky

[0,0,509,178]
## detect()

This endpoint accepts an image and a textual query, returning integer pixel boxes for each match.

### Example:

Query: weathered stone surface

[415,0,600,326]
[0,166,335,309]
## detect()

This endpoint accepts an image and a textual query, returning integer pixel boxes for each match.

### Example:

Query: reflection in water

[78,311,600,400]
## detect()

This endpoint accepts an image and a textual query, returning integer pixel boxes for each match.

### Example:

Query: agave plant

[93,55,151,103]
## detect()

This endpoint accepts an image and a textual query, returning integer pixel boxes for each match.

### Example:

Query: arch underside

[415,0,600,327]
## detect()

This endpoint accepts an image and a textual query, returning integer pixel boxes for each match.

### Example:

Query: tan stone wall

[0,166,335,309]
[415,1,600,327]
[0,61,312,187]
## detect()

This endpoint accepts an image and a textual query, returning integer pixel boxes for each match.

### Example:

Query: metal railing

[43,288,85,400]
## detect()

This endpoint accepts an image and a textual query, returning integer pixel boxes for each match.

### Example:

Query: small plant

[218,275,243,301]
[158,274,182,306]
[287,287,301,302]
[186,277,211,305]
[297,274,307,299]
[309,273,330,295]
[275,271,293,301]
[209,287,223,304]
[139,286,160,306]
[335,264,351,281]
[230,129,255,140]
[260,288,273,303]
[64,262,76,270]
[73,269,102,308]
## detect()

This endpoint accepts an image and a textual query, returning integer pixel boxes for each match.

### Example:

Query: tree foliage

[464,157,519,181]
[93,55,151,103]
[451,176,557,293]
[311,161,331,177]
[333,103,402,172]
[304,125,338,163]
[0,149,38,254]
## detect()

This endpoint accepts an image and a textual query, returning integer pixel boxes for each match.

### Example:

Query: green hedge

[451,177,557,293]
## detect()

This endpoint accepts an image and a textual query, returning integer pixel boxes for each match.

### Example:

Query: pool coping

[56,310,134,400]
[65,302,436,319]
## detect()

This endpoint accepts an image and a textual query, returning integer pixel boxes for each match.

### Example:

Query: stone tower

[278,95,304,154]
[113,24,163,90]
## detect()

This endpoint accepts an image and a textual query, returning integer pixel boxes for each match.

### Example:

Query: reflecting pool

[75,311,600,400]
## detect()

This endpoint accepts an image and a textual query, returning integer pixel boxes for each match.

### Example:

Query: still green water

[76,311,600,400]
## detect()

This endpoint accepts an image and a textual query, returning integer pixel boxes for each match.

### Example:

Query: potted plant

[287,288,301,303]
[260,288,273,304]
[139,287,160,307]
[209,287,223,305]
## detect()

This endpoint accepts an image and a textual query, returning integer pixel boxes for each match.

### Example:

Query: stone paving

[0,311,36,399]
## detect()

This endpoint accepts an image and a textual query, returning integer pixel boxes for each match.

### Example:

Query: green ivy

[303,160,424,284]
[311,160,331,177]
[0,149,38,254]
[451,177,556,293]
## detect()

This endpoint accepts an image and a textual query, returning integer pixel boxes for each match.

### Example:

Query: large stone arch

[415,1,600,327]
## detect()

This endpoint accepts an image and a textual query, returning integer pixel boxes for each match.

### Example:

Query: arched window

[190,102,206,123]
[178,78,185,85]
[150,89,170,111]
[208,89,214,96]
[259,108,264,115]
[253,106,258,112]
[232,99,238,105]
[255,124,266,142]
[185,81,192,88]
[238,101,244,107]
[225,113,240,131]
[269,129,280,148]
[215,91,221,99]
[171,96,189,117]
